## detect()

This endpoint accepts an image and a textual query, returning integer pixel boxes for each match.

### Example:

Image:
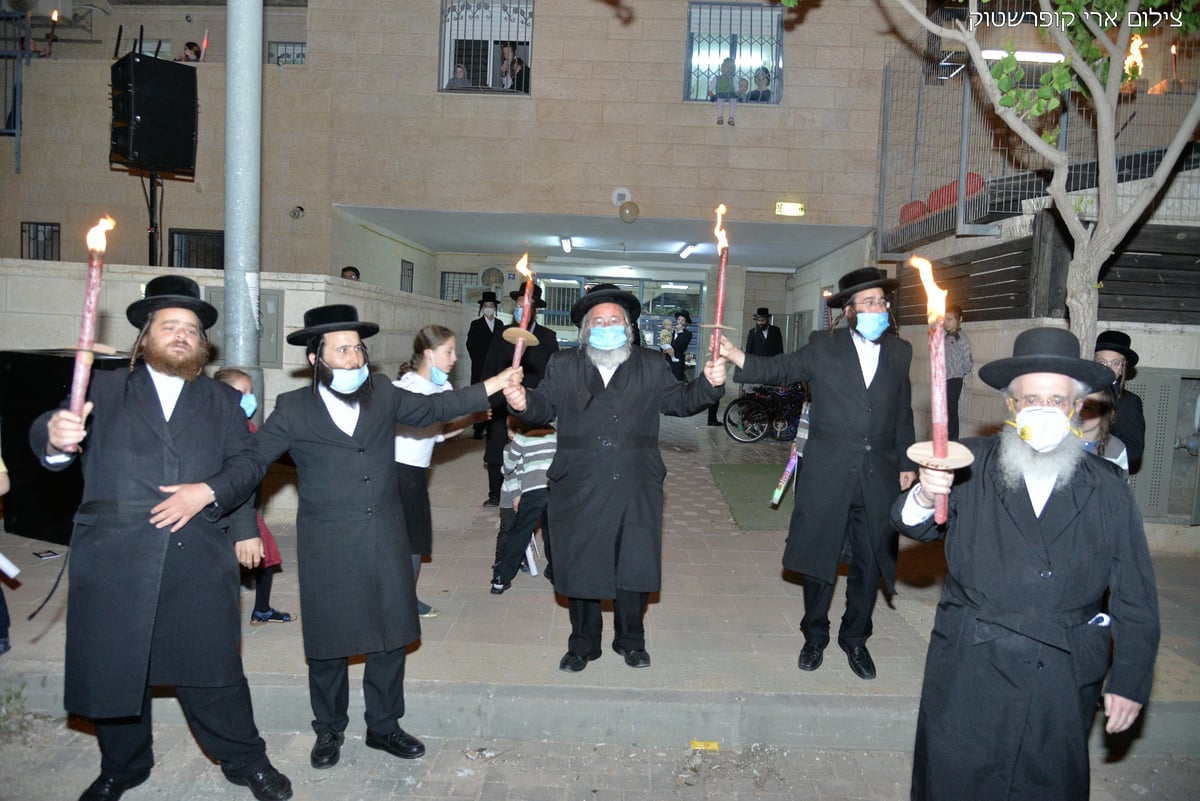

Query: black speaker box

[109,53,198,175]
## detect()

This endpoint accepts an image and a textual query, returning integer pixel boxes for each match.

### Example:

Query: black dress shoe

[558,649,602,672]
[226,764,293,801]
[797,643,824,672]
[79,769,151,801]
[840,642,877,680]
[365,728,426,759]
[310,730,344,769]
[612,643,651,668]
[482,497,500,508]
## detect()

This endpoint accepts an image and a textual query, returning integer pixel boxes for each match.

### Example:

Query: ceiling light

[560,237,572,254]
[775,202,805,217]
[678,243,697,259]
[981,49,1066,64]
[661,283,689,290]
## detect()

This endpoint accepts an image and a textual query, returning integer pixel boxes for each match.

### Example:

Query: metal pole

[223,0,264,406]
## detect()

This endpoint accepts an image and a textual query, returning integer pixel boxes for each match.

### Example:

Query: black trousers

[947,377,964,441]
[494,488,549,583]
[308,645,407,737]
[95,680,267,781]
[799,477,880,649]
[567,590,649,655]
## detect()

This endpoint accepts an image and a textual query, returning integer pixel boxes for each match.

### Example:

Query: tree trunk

[1063,253,1100,358]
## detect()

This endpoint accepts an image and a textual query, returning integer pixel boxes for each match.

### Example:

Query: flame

[51,10,59,22]
[1172,44,1178,56]
[713,204,728,252]
[514,252,531,280]
[1125,34,1147,78]
[910,256,946,326]
[86,216,116,253]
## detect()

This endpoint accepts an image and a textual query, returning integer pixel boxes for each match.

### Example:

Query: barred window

[267,42,306,66]
[440,271,477,302]
[439,0,534,93]
[169,228,224,270]
[685,2,783,105]
[20,222,61,261]
[401,260,414,293]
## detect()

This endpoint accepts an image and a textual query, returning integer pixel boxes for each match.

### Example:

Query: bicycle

[723,383,807,443]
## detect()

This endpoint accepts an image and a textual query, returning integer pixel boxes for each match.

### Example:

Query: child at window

[708,57,739,126]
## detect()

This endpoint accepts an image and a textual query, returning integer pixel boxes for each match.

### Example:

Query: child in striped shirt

[490,417,557,594]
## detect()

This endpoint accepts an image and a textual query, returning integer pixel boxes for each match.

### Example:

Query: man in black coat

[895,328,1159,801]
[718,267,916,681]
[255,305,516,772]
[744,307,784,358]
[466,290,504,438]
[666,310,693,382]
[503,285,727,672]
[479,283,558,506]
[1094,330,1145,473]
[32,276,292,801]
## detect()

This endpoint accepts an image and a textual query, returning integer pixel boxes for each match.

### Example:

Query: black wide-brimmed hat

[979,327,1113,393]
[286,304,380,346]
[570,283,641,327]
[478,290,499,307]
[826,267,900,308]
[674,309,692,325]
[1094,330,1139,367]
[509,283,547,308]
[126,275,219,330]
[754,307,771,319]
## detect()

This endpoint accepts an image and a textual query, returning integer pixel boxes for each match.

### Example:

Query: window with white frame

[685,2,783,105]
[439,0,534,93]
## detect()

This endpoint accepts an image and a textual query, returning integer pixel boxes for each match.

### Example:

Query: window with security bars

[267,42,306,66]
[685,2,783,105]
[20,222,61,260]
[439,0,533,93]
[401,260,414,292]
[440,271,477,302]
[169,228,224,270]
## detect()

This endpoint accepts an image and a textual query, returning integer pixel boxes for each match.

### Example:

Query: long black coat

[482,321,559,465]
[744,324,784,358]
[30,367,265,718]
[1112,389,1145,471]
[668,327,692,381]
[734,328,915,586]
[255,375,488,659]
[891,437,1159,801]
[515,347,721,598]
[466,315,504,384]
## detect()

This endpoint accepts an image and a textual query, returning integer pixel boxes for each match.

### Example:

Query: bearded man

[32,276,291,801]
[254,305,516,772]
[502,285,727,672]
[894,327,1160,801]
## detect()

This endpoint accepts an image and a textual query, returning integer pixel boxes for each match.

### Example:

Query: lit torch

[67,216,116,435]
[502,253,538,368]
[200,29,209,62]
[46,9,58,57]
[708,204,730,366]
[905,256,972,524]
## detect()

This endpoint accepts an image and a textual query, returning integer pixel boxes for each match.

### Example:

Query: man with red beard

[32,276,291,801]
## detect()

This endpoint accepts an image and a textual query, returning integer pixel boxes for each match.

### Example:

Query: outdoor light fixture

[560,237,572,254]
[981,50,1066,64]
[678,243,697,259]
[775,202,805,217]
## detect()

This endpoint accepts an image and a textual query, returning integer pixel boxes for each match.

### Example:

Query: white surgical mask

[482,307,495,318]
[1009,406,1076,453]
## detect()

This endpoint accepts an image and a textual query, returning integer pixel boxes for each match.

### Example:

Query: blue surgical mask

[589,325,628,351]
[330,365,370,394]
[430,365,449,386]
[854,312,890,342]
[513,306,523,324]
[239,393,258,419]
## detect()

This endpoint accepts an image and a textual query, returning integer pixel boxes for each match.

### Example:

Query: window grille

[440,271,477,301]
[401,260,414,293]
[685,2,783,105]
[169,228,224,270]
[439,0,534,93]
[267,42,306,66]
[20,221,60,260]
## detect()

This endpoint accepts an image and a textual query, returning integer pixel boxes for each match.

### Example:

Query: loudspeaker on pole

[109,53,198,175]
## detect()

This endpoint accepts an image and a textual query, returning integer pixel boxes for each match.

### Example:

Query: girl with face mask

[213,367,295,626]
[393,326,475,619]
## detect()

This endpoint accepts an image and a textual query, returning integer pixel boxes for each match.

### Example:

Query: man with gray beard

[503,284,727,672]
[892,327,1160,801]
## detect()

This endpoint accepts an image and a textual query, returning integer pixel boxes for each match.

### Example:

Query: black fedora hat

[509,283,547,308]
[126,275,219,330]
[1094,330,1139,367]
[754,307,771,319]
[286,304,380,346]
[826,267,899,308]
[674,309,692,325]
[570,283,641,327]
[979,327,1113,393]
[479,290,499,306]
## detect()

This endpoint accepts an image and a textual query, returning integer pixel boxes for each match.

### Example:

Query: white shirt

[317,383,361,436]
[901,471,1058,525]
[393,371,452,467]
[851,330,881,388]
[597,364,618,386]
[146,364,185,420]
